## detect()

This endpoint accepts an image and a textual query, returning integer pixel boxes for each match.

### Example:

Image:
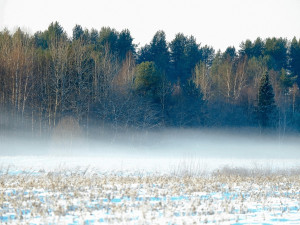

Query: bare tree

[49,37,69,127]
[193,61,211,100]
[233,56,248,101]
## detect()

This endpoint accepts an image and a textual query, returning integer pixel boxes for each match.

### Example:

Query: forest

[0,22,300,136]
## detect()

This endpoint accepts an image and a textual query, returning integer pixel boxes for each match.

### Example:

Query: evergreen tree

[264,37,288,71]
[149,31,170,74]
[252,37,264,58]
[200,45,215,66]
[134,61,161,100]
[33,22,66,49]
[72,24,84,41]
[169,33,187,81]
[185,35,201,78]
[257,71,276,128]
[239,39,253,57]
[46,21,66,43]
[138,44,152,63]
[289,37,300,87]
[99,27,119,55]
[34,31,48,49]
[239,38,264,59]
[117,29,135,61]
[223,46,237,60]
[90,28,99,45]
[279,68,297,93]
[138,31,170,75]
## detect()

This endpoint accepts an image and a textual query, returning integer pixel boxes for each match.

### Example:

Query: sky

[0,0,299,51]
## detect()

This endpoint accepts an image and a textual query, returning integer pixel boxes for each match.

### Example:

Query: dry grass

[1,168,300,224]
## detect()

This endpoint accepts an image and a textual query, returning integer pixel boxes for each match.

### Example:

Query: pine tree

[257,71,276,128]
[72,24,84,41]
[289,37,300,87]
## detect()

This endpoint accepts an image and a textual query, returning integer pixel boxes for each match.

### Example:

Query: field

[1,131,300,224]
[1,157,300,224]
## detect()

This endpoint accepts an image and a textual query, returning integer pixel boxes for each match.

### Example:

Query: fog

[1,127,300,174]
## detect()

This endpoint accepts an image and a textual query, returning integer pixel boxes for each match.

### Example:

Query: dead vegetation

[1,168,300,224]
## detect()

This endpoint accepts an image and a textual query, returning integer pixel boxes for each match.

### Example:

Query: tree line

[0,22,300,135]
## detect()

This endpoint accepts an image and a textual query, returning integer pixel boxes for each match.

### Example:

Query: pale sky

[0,0,299,51]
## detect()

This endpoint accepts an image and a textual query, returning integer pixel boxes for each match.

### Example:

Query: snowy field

[1,166,300,224]
[1,130,300,224]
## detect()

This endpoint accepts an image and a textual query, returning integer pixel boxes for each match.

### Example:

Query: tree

[48,37,69,127]
[2,24,300,132]
[223,46,237,60]
[170,33,187,81]
[200,45,215,66]
[211,55,234,102]
[150,31,170,74]
[33,22,67,50]
[193,61,211,100]
[264,37,288,71]
[72,24,84,41]
[239,39,253,57]
[257,71,276,128]
[169,80,204,127]
[279,68,296,93]
[117,29,135,61]
[169,33,201,82]
[134,61,161,100]
[99,27,119,55]
[185,36,201,77]
[70,38,93,124]
[34,31,48,49]
[239,38,265,59]
[138,31,170,75]
[252,37,264,58]
[90,28,99,46]
[289,37,300,87]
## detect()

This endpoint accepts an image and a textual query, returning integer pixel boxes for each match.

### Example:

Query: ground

[1,156,300,224]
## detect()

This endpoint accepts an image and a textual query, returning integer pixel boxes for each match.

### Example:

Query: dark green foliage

[73,24,84,41]
[239,39,253,57]
[98,27,135,61]
[170,33,187,80]
[47,22,65,39]
[138,31,170,75]
[264,37,288,71]
[200,45,215,66]
[169,33,201,81]
[223,46,236,60]
[34,31,48,49]
[45,21,67,44]
[33,22,67,49]
[239,38,265,59]
[279,68,297,92]
[134,61,162,100]
[185,36,201,76]
[99,27,119,54]
[252,38,264,58]
[168,80,205,127]
[117,29,135,60]
[257,71,276,128]
[90,29,99,45]
[138,44,152,63]
[289,37,300,86]
[149,31,170,74]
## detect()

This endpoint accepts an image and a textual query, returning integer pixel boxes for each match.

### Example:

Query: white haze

[1,128,300,174]
[1,0,300,51]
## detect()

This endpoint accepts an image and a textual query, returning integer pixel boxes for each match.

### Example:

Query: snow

[0,157,300,224]
[1,130,300,224]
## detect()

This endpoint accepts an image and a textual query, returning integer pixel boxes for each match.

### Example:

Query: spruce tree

[257,71,276,128]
